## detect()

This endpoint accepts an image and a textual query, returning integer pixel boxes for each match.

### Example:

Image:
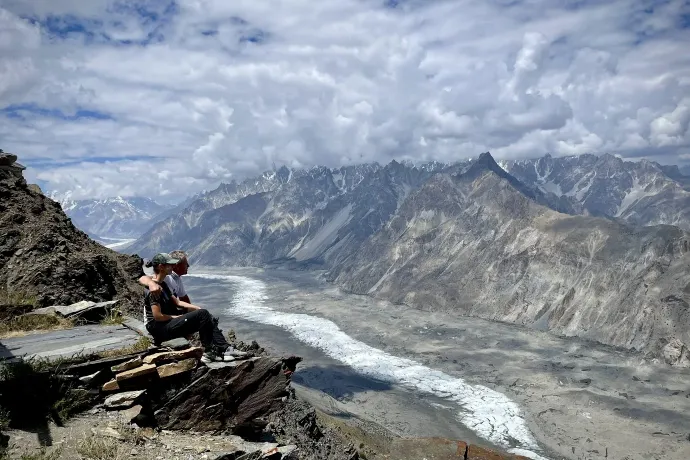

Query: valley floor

[187,268,690,460]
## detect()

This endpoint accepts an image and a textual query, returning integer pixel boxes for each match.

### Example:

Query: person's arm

[170,295,201,311]
[176,277,190,303]
[151,302,179,322]
[138,275,161,295]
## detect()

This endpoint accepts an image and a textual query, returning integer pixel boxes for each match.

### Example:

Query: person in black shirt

[144,253,220,363]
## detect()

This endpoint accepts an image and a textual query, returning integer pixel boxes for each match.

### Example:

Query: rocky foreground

[1,332,533,460]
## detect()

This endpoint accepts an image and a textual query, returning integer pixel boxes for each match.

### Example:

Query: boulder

[154,357,291,433]
[662,339,690,367]
[0,153,18,165]
[104,390,145,409]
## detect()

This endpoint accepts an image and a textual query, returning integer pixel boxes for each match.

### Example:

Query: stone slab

[112,357,143,373]
[0,324,139,361]
[143,347,203,364]
[122,316,147,336]
[104,390,145,409]
[160,337,190,350]
[157,358,197,378]
[103,379,120,392]
[115,363,157,381]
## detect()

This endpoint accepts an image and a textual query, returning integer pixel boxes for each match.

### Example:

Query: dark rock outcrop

[154,357,291,433]
[0,153,143,313]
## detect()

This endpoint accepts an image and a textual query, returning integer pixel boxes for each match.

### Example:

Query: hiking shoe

[201,350,220,364]
[223,346,249,358]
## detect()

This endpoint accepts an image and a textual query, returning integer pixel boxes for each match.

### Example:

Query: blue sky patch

[1,104,114,122]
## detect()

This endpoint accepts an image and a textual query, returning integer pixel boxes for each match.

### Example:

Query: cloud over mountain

[1,0,689,200]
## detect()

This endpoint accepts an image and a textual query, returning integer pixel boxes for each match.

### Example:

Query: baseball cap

[148,253,180,266]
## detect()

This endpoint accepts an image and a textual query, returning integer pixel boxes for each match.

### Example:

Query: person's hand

[148,281,162,298]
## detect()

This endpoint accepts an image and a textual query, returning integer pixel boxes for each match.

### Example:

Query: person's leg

[162,310,214,348]
[211,316,230,351]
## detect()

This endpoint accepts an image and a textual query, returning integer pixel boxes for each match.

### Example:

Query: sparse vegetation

[97,336,151,359]
[100,308,125,326]
[0,314,73,338]
[0,287,37,307]
[77,434,119,460]
[17,447,63,460]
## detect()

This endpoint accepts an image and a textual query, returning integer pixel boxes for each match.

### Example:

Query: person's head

[145,253,181,276]
[169,250,190,276]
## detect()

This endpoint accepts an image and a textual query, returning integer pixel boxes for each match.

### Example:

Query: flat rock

[157,358,198,378]
[122,315,148,336]
[112,357,143,373]
[79,368,110,388]
[161,337,190,350]
[143,347,203,364]
[119,405,143,423]
[115,363,157,381]
[102,379,120,392]
[104,390,145,409]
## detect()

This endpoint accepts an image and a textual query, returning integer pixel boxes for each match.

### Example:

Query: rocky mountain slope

[49,193,174,239]
[128,161,438,266]
[500,153,690,230]
[0,153,143,311]
[330,153,690,364]
[125,153,690,361]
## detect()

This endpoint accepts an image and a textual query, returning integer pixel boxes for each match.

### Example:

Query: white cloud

[0,0,689,200]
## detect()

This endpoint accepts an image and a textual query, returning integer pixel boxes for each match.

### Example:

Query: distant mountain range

[124,152,690,364]
[48,193,176,239]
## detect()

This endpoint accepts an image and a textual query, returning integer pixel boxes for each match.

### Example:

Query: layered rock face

[0,154,143,312]
[331,153,690,362]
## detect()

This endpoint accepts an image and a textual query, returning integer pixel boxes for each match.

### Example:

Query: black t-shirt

[144,281,180,326]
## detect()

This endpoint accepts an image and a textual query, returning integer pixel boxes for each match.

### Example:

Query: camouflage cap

[149,253,180,266]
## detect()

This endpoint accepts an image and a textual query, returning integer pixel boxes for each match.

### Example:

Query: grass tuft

[77,434,119,460]
[100,309,124,326]
[97,336,151,359]
[0,314,73,338]
[0,287,37,307]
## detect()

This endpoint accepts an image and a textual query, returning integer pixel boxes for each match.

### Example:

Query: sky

[1,0,689,202]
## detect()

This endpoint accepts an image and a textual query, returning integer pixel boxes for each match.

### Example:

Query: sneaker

[201,350,220,363]
[223,346,249,358]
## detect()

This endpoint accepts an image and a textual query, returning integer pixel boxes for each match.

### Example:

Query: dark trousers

[147,309,218,348]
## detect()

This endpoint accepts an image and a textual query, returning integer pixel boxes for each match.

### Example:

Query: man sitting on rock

[140,251,242,359]
[143,253,222,363]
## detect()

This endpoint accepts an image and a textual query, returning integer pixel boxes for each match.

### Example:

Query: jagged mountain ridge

[331,153,690,362]
[49,193,175,239]
[500,153,690,230]
[129,161,444,266]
